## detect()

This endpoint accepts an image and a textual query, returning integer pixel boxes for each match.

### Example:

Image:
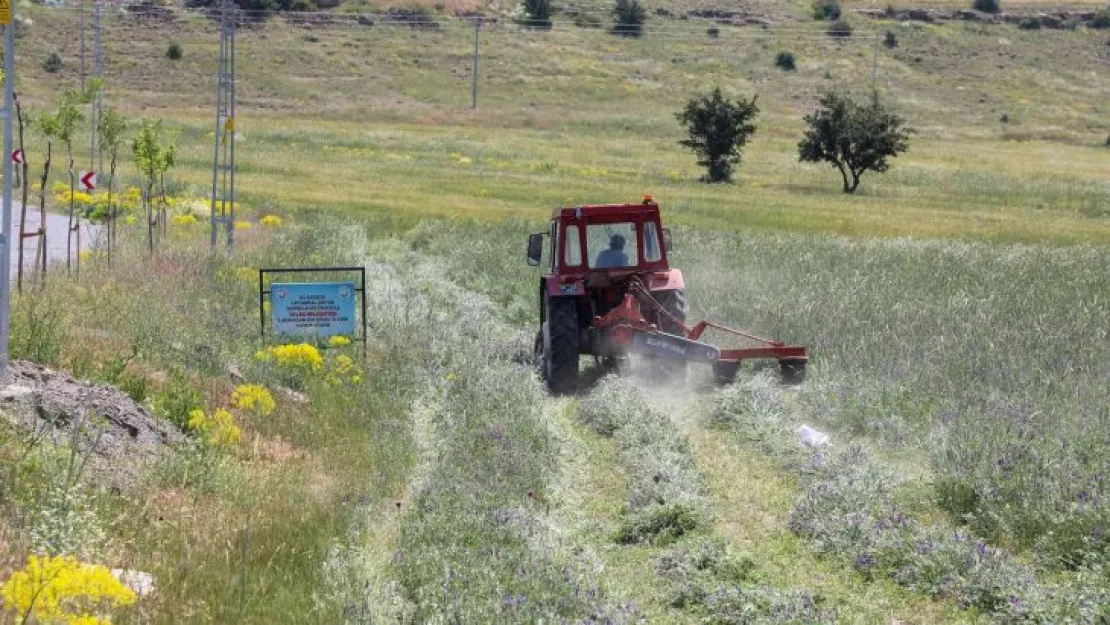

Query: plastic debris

[797,424,830,447]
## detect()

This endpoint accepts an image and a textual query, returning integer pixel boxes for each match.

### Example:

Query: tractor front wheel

[540,297,580,395]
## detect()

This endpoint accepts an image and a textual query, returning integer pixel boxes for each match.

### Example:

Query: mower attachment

[631,330,720,363]
[596,289,808,385]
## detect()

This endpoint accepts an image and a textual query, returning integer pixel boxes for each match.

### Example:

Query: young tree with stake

[53,94,83,275]
[676,87,759,183]
[132,120,174,254]
[97,107,127,266]
[14,92,32,292]
[33,111,61,282]
[797,91,910,194]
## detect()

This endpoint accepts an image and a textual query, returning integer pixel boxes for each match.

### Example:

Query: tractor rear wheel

[541,297,580,395]
[649,289,688,383]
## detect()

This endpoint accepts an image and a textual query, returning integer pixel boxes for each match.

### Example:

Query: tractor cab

[527,196,673,278]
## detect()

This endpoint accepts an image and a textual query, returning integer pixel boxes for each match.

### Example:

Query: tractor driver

[595,234,630,268]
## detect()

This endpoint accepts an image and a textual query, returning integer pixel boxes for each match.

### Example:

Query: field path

[546,396,681,621]
[642,384,975,625]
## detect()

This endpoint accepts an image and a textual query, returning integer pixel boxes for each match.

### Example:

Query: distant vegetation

[827,18,852,38]
[612,0,646,37]
[775,51,796,71]
[677,88,759,183]
[519,0,552,29]
[973,0,1001,14]
[813,0,841,21]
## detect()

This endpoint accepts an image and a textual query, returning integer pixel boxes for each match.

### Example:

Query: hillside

[1,1,1109,623]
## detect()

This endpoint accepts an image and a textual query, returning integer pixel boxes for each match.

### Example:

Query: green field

[1,1,1109,623]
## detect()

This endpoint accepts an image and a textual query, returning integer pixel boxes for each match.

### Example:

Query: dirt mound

[0,361,186,492]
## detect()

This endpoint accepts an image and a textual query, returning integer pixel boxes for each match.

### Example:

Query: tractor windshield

[587,222,638,269]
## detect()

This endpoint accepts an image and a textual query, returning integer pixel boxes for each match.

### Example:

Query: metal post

[90,1,101,173]
[91,0,102,173]
[471,22,479,110]
[1,19,16,379]
[228,7,235,249]
[79,0,86,92]
[210,0,236,250]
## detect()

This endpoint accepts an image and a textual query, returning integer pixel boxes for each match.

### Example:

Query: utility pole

[1,7,17,380]
[471,21,479,110]
[90,0,101,173]
[210,0,236,250]
[871,31,880,103]
[79,0,87,91]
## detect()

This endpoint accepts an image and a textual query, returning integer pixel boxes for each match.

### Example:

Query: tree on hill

[797,91,910,194]
[676,88,759,183]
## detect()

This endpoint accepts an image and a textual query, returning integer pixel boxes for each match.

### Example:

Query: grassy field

[1,1,1109,623]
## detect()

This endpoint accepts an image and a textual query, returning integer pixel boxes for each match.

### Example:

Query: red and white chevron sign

[10,149,22,164]
[79,171,97,191]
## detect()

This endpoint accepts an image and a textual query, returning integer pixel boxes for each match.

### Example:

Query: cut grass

[645,386,976,623]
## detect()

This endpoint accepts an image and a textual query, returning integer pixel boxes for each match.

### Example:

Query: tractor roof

[551,199,661,220]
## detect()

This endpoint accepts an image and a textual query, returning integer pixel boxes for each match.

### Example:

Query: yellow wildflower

[123,215,137,226]
[234,220,252,231]
[259,214,283,227]
[171,214,199,226]
[230,384,276,416]
[328,335,351,347]
[187,408,241,448]
[256,343,324,373]
[0,554,137,624]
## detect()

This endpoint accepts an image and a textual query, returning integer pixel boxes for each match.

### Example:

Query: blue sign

[271,282,356,338]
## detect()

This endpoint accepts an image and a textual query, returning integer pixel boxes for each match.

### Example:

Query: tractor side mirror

[662,228,673,252]
[526,233,544,266]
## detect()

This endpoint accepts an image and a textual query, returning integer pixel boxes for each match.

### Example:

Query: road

[6,204,102,278]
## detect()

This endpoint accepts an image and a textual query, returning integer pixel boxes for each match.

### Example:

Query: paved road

[6,204,103,278]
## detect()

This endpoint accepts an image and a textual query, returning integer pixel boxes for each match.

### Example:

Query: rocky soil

[0,360,186,492]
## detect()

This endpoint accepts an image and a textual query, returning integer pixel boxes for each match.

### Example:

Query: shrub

[574,12,602,28]
[152,368,204,430]
[1019,17,1042,30]
[676,87,760,183]
[706,25,719,38]
[813,0,841,20]
[775,51,796,71]
[43,52,62,73]
[972,0,1000,14]
[10,290,64,365]
[520,0,552,28]
[289,0,313,10]
[884,29,898,48]
[611,0,646,37]
[166,42,183,60]
[1091,9,1110,29]
[827,18,852,38]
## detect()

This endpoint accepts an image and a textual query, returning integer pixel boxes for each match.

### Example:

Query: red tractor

[527,196,807,395]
